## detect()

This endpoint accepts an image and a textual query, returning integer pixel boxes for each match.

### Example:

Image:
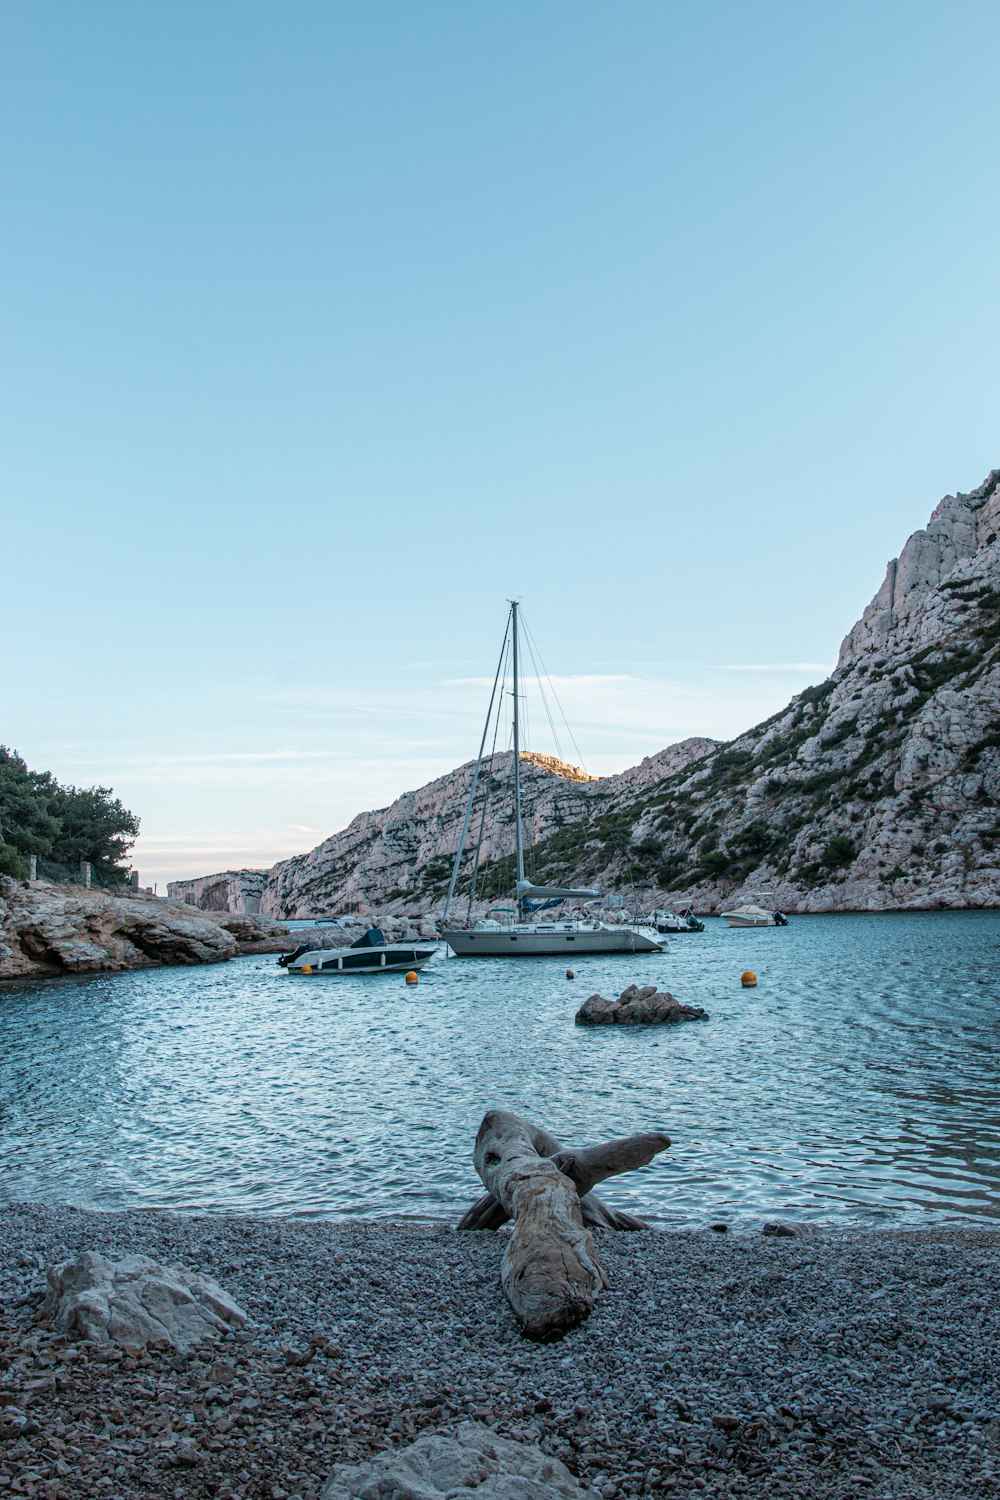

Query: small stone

[170,1438,201,1467]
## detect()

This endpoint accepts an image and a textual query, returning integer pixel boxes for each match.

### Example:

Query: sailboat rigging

[440,602,662,958]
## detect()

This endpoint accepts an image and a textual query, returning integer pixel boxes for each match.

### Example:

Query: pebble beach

[2,1205,998,1499]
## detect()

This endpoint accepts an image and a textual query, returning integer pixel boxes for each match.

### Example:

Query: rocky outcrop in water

[0,879,287,981]
[178,471,1000,917]
[575,984,709,1025]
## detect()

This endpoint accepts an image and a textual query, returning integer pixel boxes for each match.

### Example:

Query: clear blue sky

[2,2,997,888]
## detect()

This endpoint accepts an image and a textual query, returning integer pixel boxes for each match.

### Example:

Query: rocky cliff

[167,869,268,914]
[177,471,1000,918]
[0,880,288,981]
[254,738,716,919]
[572,469,1000,912]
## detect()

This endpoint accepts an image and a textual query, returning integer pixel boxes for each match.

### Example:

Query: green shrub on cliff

[0,746,140,882]
[822,833,857,868]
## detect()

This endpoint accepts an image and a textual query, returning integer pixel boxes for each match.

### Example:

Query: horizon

[3,3,998,888]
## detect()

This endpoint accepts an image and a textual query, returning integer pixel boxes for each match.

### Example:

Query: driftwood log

[460,1110,670,1341]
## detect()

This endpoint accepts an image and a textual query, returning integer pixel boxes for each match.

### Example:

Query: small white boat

[647,909,705,934]
[720,899,789,928]
[278,927,436,974]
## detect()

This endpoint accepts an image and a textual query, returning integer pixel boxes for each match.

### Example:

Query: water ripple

[1,911,999,1225]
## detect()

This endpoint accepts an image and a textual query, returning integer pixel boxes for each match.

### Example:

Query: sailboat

[440,602,663,958]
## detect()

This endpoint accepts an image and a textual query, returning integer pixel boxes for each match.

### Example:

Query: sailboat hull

[442,925,662,957]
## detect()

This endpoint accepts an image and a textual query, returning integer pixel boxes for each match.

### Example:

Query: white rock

[321,1421,591,1499]
[39,1251,246,1349]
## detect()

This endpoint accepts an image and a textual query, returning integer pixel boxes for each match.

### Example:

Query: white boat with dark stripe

[279,926,436,974]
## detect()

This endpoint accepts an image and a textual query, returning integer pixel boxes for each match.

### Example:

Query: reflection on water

[1,911,999,1226]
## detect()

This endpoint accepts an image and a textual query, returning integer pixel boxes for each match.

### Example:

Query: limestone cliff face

[177,471,1000,919]
[257,740,716,919]
[574,470,1000,912]
[167,869,267,913]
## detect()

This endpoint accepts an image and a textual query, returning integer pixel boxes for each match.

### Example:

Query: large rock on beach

[576,984,708,1026]
[321,1421,591,1499]
[39,1251,247,1349]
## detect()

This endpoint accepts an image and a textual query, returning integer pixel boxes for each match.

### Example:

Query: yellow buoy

[302,964,313,975]
[405,970,419,984]
[741,970,757,988]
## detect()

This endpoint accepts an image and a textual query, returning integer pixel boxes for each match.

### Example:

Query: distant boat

[720,897,789,928]
[278,926,436,974]
[440,601,662,959]
[648,909,705,933]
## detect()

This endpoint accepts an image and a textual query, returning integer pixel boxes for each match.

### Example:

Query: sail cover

[516,880,601,901]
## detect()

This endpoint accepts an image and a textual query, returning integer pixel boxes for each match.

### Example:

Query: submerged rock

[39,1251,247,1349]
[576,984,708,1026]
[321,1420,591,1498]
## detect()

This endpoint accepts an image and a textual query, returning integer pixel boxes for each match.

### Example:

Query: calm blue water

[1,912,999,1228]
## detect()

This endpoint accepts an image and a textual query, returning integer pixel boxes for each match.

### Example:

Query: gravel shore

[1,1204,998,1499]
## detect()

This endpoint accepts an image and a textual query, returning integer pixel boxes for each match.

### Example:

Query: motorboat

[278,926,436,974]
[648,909,705,934]
[439,601,663,959]
[720,899,789,928]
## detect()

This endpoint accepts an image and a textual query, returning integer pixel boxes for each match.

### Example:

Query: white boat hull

[442,925,662,957]
[286,946,436,974]
[722,914,777,928]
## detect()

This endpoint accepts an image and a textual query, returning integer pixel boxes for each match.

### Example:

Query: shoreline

[2,1204,998,1498]
[2,903,998,990]
[5,1194,1000,1237]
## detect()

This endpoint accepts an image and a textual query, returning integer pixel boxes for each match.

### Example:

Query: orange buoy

[741,970,757,988]
[301,964,313,975]
[405,970,419,984]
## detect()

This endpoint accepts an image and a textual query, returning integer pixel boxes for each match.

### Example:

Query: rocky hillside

[560,469,1000,912]
[249,738,715,919]
[173,471,1000,918]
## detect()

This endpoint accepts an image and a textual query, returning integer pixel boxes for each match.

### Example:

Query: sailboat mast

[441,612,511,925]
[510,599,526,893]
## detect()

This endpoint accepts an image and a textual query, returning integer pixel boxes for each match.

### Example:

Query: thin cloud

[711,662,835,674]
